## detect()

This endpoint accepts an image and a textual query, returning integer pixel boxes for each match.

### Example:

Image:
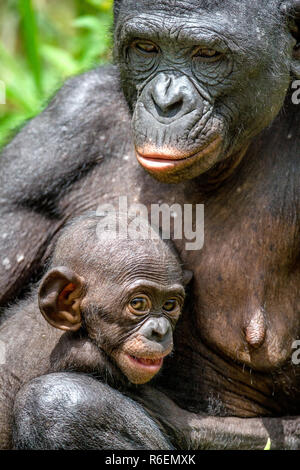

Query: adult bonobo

[0,0,299,449]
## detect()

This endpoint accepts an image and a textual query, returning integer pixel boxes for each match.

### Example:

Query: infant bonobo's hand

[39,212,192,386]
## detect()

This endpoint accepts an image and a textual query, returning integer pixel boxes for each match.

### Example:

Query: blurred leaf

[18,0,42,95]
[73,15,112,68]
[0,43,39,112]
[0,0,113,148]
[85,0,113,11]
[41,45,79,76]
[264,438,271,450]
[74,15,107,30]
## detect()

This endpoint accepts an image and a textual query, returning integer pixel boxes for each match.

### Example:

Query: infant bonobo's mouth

[127,354,163,372]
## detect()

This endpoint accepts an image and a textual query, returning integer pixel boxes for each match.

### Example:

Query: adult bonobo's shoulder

[0,65,130,308]
[48,65,122,116]
[0,65,127,205]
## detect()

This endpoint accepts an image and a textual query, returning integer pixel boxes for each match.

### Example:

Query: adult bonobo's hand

[137,387,300,450]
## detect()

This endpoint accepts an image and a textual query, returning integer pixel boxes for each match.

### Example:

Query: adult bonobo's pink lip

[135,137,222,173]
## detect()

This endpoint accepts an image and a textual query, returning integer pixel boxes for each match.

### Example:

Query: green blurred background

[0,0,113,147]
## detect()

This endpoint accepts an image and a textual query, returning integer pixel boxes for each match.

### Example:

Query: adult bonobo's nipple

[244,308,266,349]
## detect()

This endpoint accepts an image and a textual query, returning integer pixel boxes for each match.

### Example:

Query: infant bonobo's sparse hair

[39,211,191,387]
[51,211,185,286]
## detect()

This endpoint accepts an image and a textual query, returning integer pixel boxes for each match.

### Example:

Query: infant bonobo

[0,212,190,449]
[40,212,189,385]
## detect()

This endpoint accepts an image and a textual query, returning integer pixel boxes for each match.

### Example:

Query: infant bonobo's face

[38,215,191,385]
[99,279,184,384]
[74,253,188,384]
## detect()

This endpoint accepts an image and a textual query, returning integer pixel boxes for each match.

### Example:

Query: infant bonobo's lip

[127,354,164,372]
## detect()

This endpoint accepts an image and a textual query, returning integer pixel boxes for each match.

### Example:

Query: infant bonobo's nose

[140,317,172,347]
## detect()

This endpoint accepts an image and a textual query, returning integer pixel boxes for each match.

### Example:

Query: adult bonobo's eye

[192,46,222,61]
[129,295,151,314]
[132,40,159,56]
[163,299,179,313]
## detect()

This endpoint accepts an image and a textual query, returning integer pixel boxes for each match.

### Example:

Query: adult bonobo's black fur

[0,213,188,449]
[0,0,299,449]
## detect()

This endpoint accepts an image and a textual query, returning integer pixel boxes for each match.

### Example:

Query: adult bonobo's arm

[138,388,300,450]
[0,66,122,308]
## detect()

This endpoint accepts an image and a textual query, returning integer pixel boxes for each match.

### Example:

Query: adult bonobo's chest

[110,0,300,417]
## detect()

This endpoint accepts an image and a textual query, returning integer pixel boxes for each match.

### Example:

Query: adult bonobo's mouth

[136,136,222,171]
[135,136,223,182]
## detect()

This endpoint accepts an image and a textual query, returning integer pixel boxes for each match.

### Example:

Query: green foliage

[0,0,113,147]
[264,438,271,450]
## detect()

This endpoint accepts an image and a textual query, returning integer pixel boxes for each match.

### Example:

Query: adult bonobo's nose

[140,316,172,347]
[147,73,198,122]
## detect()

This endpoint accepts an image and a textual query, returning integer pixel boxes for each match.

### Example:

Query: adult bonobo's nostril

[153,97,183,119]
[151,75,183,118]
[140,317,172,345]
[148,73,196,121]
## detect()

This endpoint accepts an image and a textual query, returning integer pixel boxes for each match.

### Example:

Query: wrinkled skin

[0,0,299,449]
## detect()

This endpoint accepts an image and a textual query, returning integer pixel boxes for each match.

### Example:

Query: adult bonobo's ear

[183,270,193,286]
[281,0,300,77]
[38,267,85,332]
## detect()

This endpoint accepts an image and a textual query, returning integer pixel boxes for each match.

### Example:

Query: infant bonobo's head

[39,212,191,385]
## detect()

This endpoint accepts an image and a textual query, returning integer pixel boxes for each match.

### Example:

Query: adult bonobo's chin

[115,0,299,183]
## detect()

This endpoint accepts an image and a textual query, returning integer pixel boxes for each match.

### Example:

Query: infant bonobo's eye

[163,299,179,313]
[129,295,150,314]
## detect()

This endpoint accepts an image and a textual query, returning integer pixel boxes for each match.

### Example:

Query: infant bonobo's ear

[38,267,85,332]
[183,270,193,286]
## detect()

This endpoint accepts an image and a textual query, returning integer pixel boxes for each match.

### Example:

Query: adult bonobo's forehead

[115,0,297,183]
[115,0,280,25]
[115,0,276,11]
[115,0,285,48]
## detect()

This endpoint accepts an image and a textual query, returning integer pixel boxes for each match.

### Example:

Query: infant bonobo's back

[0,212,190,449]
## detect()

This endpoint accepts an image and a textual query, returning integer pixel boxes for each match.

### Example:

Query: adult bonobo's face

[115,0,298,183]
